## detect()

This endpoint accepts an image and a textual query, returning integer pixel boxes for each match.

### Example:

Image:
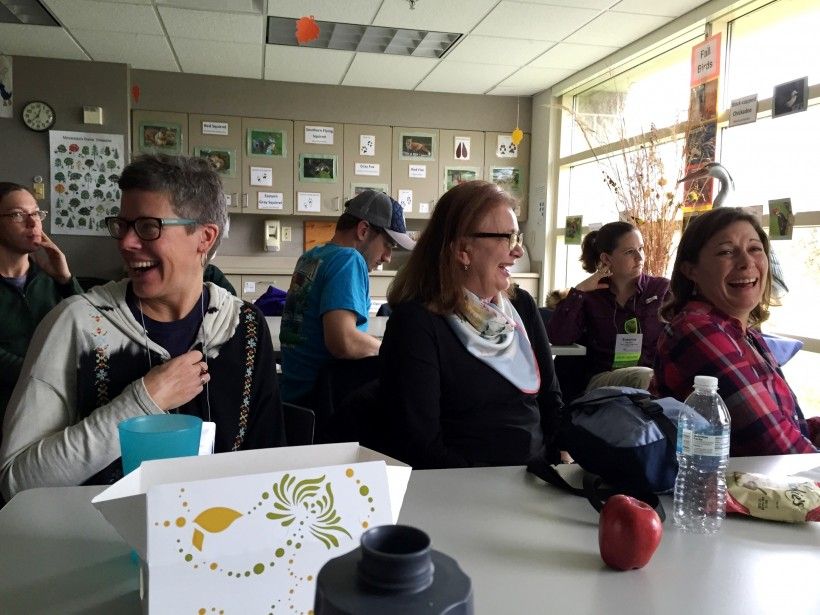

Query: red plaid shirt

[651,300,818,456]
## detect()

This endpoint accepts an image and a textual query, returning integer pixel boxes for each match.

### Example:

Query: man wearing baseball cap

[279,190,414,416]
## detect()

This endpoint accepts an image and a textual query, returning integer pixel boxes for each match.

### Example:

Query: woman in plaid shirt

[652,207,818,455]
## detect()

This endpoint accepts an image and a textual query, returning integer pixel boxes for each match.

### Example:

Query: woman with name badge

[547,221,670,392]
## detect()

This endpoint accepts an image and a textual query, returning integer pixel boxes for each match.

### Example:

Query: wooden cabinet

[343,123,392,202]
[484,131,530,221]
[188,114,243,211]
[439,129,485,195]
[391,126,440,220]
[293,121,344,217]
[241,117,294,215]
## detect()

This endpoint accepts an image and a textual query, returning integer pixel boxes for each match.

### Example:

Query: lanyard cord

[612,293,641,335]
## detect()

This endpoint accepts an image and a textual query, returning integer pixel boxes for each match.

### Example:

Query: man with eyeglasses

[279,191,414,433]
[0,182,81,437]
[0,156,284,500]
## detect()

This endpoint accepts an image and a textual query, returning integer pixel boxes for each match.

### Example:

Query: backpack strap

[632,396,678,447]
[526,457,666,522]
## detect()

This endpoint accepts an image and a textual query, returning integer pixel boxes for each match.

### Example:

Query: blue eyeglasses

[104,216,198,241]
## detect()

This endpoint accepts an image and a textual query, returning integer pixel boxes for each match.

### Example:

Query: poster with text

[49,130,124,236]
[0,55,12,119]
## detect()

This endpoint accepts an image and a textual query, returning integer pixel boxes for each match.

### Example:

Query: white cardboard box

[92,443,411,614]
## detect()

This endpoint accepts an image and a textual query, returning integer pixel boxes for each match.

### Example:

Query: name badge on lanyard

[613,317,642,369]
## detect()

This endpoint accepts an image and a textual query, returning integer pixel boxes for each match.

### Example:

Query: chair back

[283,402,316,445]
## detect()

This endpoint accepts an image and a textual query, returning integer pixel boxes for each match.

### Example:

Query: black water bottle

[314,525,473,614]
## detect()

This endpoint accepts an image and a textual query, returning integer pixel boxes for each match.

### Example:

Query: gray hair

[118,154,227,260]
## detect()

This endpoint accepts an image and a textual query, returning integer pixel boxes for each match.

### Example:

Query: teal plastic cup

[118,414,203,475]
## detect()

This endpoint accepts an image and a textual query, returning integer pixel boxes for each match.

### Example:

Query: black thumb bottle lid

[314,524,473,615]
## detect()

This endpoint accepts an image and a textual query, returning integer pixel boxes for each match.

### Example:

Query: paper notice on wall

[398,190,413,213]
[408,165,426,179]
[304,125,334,145]
[258,192,284,210]
[202,121,229,135]
[419,202,430,214]
[496,135,519,158]
[243,281,256,294]
[297,192,321,213]
[250,166,273,186]
[728,94,758,127]
[360,134,375,156]
[454,136,470,160]
[354,162,380,176]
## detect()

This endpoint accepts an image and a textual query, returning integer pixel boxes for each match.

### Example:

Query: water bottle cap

[693,375,718,389]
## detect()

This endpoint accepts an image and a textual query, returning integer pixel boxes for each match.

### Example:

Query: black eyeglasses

[0,210,48,223]
[104,216,198,241]
[469,231,524,251]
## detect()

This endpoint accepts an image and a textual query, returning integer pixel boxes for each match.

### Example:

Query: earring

[463,263,470,272]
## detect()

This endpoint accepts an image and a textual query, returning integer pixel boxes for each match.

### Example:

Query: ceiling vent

[0,0,59,25]
[266,16,461,59]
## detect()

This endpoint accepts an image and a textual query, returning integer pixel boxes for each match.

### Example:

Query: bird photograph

[773,77,807,117]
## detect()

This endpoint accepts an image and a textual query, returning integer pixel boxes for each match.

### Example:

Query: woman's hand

[142,350,210,411]
[32,232,72,285]
[575,265,611,292]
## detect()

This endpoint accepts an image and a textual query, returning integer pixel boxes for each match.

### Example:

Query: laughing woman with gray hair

[0,155,285,500]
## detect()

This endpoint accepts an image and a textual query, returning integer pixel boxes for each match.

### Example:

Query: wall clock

[22,100,56,132]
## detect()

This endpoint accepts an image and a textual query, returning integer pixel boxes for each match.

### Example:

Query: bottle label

[681,429,729,457]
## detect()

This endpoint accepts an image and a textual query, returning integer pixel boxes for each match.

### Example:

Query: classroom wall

[1,56,533,279]
[0,55,128,280]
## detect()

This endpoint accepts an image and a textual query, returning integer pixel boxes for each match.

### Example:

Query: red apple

[598,494,663,571]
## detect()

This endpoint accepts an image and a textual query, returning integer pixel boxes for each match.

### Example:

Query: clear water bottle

[673,375,731,533]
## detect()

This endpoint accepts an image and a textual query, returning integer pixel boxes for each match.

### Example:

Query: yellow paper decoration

[511,128,523,146]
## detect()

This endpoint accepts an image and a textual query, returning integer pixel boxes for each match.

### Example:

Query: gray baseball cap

[344,190,415,250]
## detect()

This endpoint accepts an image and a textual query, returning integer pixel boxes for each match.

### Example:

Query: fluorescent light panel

[0,0,58,25]
[266,16,461,58]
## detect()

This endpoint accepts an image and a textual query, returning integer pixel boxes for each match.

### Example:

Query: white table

[1,455,817,614]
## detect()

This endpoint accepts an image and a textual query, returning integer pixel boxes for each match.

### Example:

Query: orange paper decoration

[295,16,320,44]
[511,128,524,146]
[131,84,140,104]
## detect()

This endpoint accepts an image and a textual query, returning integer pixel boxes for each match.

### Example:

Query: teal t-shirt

[279,243,370,402]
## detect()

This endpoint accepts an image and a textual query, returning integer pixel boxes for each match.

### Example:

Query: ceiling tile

[612,0,708,18]
[266,0,382,24]
[342,54,438,89]
[73,30,178,71]
[264,46,352,85]
[495,65,575,95]
[416,60,517,94]
[42,0,163,34]
[159,7,263,44]
[172,38,263,79]
[0,23,88,60]
[486,85,541,97]
[512,0,614,8]
[565,11,670,46]
[372,0,497,33]
[446,35,553,66]
[529,41,618,70]
[473,2,600,41]
[159,0,264,12]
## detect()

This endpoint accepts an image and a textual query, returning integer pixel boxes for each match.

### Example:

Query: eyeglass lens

[3,210,47,222]
[106,217,162,241]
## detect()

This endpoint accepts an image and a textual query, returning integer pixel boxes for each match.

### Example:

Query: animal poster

[399,132,435,161]
[496,135,518,158]
[247,129,285,157]
[444,167,479,191]
[49,130,124,236]
[768,198,794,240]
[454,136,470,160]
[359,134,375,156]
[299,154,337,182]
[139,121,182,154]
[0,55,12,119]
[772,77,808,118]
[398,189,413,213]
[194,147,237,177]
[565,215,583,245]
[490,166,522,197]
